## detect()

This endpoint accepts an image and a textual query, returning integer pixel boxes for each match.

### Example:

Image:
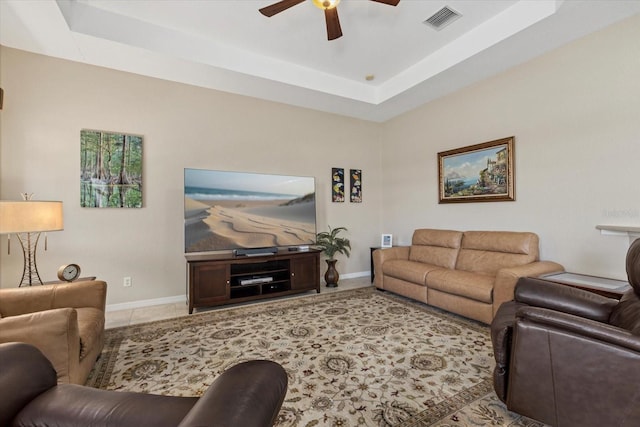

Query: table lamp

[0,197,64,286]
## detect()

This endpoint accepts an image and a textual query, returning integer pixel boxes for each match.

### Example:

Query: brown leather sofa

[373,229,563,323]
[0,280,107,384]
[491,239,640,426]
[0,342,288,427]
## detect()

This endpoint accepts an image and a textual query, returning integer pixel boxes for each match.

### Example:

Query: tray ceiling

[1,0,639,122]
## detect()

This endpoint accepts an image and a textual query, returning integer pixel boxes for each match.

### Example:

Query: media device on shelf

[184,169,317,254]
[288,245,310,252]
[239,276,273,286]
[234,247,278,257]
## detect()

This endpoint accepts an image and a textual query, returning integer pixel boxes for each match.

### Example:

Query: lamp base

[16,232,44,286]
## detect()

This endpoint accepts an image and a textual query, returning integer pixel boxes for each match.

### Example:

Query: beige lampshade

[0,201,64,234]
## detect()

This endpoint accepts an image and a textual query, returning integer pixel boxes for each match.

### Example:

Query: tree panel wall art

[80,129,143,208]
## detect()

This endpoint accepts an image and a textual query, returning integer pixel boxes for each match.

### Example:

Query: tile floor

[105,276,373,329]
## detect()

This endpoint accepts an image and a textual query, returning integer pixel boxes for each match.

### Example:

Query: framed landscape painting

[80,129,143,208]
[438,137,515,203]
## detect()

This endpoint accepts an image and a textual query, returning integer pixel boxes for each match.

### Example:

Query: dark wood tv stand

[186,249,321,313]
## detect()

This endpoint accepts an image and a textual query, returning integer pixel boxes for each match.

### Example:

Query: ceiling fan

[259,0,400,41]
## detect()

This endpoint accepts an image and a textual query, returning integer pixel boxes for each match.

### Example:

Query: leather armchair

[0,280,107,384]
[491,240,640,427]
[0,342,288,427]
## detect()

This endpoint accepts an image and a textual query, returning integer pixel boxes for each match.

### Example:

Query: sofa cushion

[76,308,104,360]
[426,269,495,303]
[382,260,442,285]
[455,231,539,275]
[409,229,463,269]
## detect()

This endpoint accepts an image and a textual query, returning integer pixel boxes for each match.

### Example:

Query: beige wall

[0,47,383,305]
[1,14,639,307]
[381,14,640,280]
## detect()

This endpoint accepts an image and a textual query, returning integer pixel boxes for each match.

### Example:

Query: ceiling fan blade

[369,0,400,6]
[259,0,305,17]
[325,7,343,40]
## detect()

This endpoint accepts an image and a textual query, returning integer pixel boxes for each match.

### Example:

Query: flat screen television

[184,168,317,253]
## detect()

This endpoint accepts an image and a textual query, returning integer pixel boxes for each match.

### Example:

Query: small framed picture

[350,169,362,203]
[332,168,345,203]
[381,234,392,248]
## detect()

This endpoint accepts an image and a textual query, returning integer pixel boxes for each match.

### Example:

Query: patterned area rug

[88,287,543,427]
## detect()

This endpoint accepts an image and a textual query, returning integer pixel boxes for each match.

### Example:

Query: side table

[370,247,393,283]
[540,272,631,299]
[370,247,380,283]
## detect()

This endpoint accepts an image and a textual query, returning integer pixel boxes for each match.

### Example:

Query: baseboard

[105,271,370,312]
[340,271,369,279]
[106,294,186,312]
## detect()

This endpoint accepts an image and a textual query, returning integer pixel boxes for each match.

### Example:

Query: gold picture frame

[438,137,515,203]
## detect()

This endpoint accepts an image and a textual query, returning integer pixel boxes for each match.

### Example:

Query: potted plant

[316,226,351,287]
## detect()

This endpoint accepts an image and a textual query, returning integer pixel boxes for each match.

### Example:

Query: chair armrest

[373,246,410,288]
[0,343,59,427]
[0,281,106,317]
[178,360,288,427]
[51,280,107,311]
[492,261,564,317]
[0,308,81,383]
[517,306,640,352]
[515,277,617,322]
[509,307,640,425]
[490,300,528,402]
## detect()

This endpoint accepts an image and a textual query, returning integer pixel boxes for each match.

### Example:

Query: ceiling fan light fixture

[312,0,341,10]
[260,0,398,41]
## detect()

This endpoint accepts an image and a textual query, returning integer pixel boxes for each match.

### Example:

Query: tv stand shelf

[186,249,320,313]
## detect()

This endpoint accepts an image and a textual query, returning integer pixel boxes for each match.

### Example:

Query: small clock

[57,264,81,282]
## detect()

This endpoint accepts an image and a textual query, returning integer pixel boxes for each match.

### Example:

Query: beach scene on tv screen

[184,169,317,252]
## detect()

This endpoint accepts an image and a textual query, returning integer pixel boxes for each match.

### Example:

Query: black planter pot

[324,259,339,287]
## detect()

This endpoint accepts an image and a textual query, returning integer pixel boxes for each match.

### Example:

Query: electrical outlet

[123,277,132,287]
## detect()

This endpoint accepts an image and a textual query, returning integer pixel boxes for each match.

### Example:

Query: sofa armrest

[0,281,106,317]
[373,246,410,288]
[0,308,81,383]
[492,261,564,317]
[178,360,288,427]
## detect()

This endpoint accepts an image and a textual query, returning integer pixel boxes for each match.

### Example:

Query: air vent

[424,6,461,30]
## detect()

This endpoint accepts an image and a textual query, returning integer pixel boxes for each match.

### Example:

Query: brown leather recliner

[491,239,640,427]
[0,342,288,427]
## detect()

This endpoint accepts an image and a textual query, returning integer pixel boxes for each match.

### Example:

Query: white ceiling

[1,0,639,122]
